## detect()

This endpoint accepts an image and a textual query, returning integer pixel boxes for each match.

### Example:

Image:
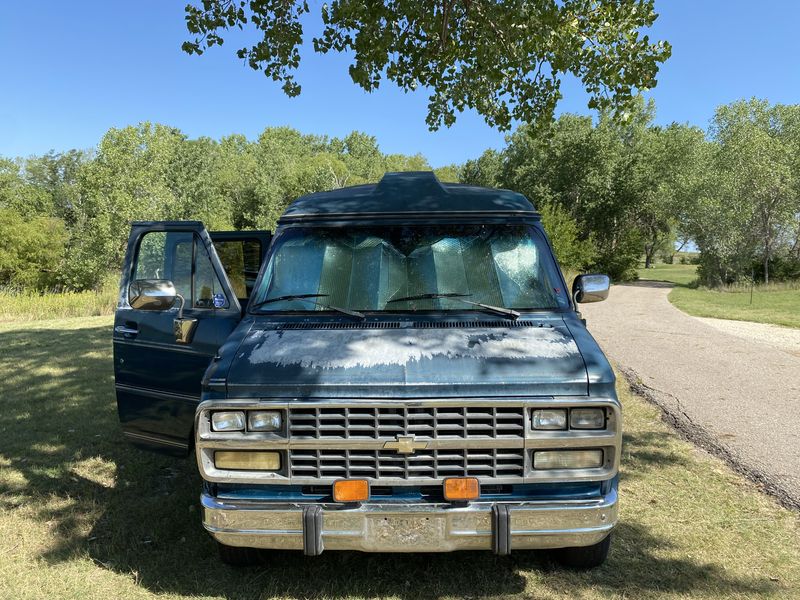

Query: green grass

[637,263,800,329]
[669,285,800,329]
[0,316,798,599]
[0,277,118,322]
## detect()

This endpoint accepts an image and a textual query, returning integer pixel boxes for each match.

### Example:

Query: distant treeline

[463,98,800,286]
[0,126,457,290]
[1,98,799,291]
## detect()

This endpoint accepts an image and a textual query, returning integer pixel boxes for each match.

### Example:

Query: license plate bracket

[365,514,447,551]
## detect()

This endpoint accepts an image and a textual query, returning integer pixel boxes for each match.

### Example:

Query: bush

[538,202,597,274]
[751,255,800,283]
[593,229,644,282]
[0,209,67,290]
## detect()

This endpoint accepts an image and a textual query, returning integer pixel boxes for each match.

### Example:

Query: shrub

[0,209,67,290]
[538,201,597,274]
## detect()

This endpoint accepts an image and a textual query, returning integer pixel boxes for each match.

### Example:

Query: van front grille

[288,406,525,440]
[289,448,526,481]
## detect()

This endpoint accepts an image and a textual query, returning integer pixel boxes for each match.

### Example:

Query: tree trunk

[764,228,773,285]
[644,233,658,269]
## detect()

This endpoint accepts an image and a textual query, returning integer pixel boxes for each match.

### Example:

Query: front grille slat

[289,406,525,441]
[289,447,525,481]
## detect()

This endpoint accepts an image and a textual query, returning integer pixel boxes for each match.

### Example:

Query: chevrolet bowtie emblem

[383,435,428,454]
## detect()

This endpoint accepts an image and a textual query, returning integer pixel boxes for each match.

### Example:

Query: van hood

[224,320,589,398]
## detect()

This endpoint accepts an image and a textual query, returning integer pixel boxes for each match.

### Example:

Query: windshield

[251,224,569,313]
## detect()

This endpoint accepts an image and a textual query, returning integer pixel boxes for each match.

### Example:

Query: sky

[1,1,799,167]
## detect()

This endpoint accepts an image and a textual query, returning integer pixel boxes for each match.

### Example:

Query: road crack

[618,365,800,511]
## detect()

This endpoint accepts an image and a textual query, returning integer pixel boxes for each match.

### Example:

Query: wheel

[216,541,262,566]
[552,534,611,569]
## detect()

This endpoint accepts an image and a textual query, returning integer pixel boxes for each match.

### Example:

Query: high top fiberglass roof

[279,171,537,223]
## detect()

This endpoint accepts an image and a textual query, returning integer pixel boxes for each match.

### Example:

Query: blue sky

[1,1,798,167]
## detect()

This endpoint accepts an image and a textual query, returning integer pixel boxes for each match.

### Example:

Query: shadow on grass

[0,322,778,599]
[620,430,696,482]
[619,280,679,289]
[626,278,700,290]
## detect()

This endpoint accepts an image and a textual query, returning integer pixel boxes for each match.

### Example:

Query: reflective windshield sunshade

[251,225,570,313]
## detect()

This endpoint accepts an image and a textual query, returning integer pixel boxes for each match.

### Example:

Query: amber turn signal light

[443,477,480,501]
[333,479,369,502]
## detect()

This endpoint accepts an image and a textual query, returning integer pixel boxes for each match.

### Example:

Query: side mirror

[128,279,197,344]
[129,279,180,311]
[572,274,610,304]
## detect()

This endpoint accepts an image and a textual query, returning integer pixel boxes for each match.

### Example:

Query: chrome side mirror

[572,274,610,304]
[129,279,181,312]
[128,279,196,344]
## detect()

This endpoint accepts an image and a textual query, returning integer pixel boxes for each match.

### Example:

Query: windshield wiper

[387,293,519,320]
[387,292,471,302]
[251,294,365,320]
[251,293,329,309]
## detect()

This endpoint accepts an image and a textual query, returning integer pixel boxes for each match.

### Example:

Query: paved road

[580,281,800,508]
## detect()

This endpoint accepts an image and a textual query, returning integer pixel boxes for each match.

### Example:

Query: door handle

[114,325,139,336]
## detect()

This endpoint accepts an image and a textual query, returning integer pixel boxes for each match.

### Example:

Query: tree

[183,0,671,130]
[693,100,800,284]
[627,123,706,269]
[460,149,503,188]
[498,114,644,280]
[433,164,460,183]
[460,103,709,281]
[0,158,23,208]
[66,123,187,287]
[22,150,89,226]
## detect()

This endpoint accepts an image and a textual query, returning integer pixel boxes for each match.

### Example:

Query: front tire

[552,534,611,569]
[216,541,261,566]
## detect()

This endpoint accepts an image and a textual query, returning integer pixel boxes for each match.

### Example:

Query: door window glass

[172,240,193,301]
[213,239,262,300]
[132,231,193,302]
[131,230,229,310]
[132,231,167,280]
[194,242,229,309]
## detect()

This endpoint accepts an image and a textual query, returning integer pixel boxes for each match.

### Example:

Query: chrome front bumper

[201,488,617,554]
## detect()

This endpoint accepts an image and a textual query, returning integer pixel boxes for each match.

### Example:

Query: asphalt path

[580,281,800,509]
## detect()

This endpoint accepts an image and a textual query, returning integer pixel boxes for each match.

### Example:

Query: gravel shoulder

[581,282,800,509]
[694,316,800,357]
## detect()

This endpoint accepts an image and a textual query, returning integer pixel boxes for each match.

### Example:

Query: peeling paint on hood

[245,327,576,369]
[226,321,590,398]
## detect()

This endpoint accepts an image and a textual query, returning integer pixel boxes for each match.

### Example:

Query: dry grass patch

[0,277,118,322]
[0,316,798,599]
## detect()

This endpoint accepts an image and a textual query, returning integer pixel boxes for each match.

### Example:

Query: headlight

[532,409,567,430]
[211,411,245,432]
[570,408,605,430]
[215,451,281,471]
[533,449,604,470]
[248,410,282,432]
